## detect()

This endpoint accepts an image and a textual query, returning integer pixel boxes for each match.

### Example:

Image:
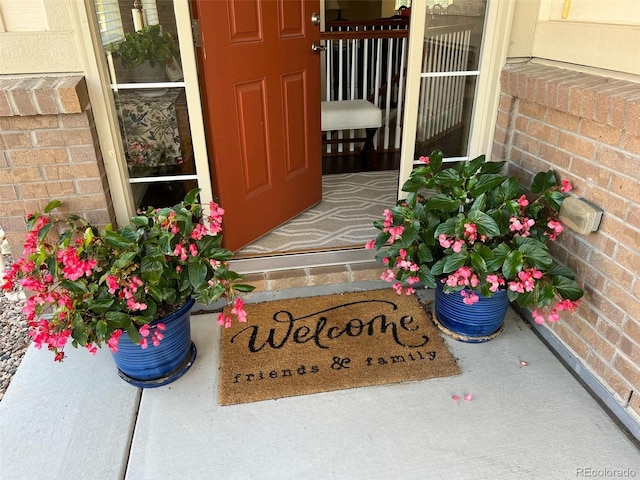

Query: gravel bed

[0,254,29,401]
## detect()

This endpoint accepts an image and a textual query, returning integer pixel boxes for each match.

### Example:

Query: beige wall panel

[0,33,82,74]
[507,0,539,58]
[0,0,46,31]
[532,22,640,76]
[43,0,74,30]
[541,0,640,25]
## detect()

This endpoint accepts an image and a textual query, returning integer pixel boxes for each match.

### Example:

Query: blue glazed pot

[111,298,197,388]
[434,282,509,342]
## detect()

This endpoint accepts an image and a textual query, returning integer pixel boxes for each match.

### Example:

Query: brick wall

[493,63,640,419]
[0,75,115,257]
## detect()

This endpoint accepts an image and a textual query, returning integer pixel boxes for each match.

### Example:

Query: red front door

[194,0,322,251]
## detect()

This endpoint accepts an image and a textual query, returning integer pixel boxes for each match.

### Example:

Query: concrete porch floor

[1,283,639,480]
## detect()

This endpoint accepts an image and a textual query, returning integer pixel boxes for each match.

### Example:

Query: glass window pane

[414,1,486,160]
[93,0,195,213]
[415,75,476,159]
[105,22,183,85]
[142,0,160,26]
[95,0,124,46]
[114,88,194,179]
[132,180,198,211]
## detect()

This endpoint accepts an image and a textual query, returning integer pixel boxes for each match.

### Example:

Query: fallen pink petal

[451,394,460,402]
[464,394,473,401]
[520,360,529,367]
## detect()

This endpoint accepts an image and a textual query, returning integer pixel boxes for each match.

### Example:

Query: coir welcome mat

[218,289,460,405]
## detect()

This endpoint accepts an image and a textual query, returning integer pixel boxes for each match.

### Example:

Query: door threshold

[229,247,377,275]
[232,244,363,261]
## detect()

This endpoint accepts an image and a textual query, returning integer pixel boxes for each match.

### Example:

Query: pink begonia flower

[517,270,536,292]
[531,309,546,325]
[106,275,119,294]
[392,282,404,295]
[439,234,453,248]
[381,270,396,282]
[47,330,71,349]
[532,304,567,324]
[509,268,542,294]
[108,330,123,353]
[463,223,477,243]
[18,276,46,293]
[190,223,208,240]
[126,298,147,311]
[486,274,505,292]
[217,312,232,328]
[445,267,479,291]
[208,201,225,235]
[509,216,535,237]
[209,203,224,220]
[140,337,148,349]
[561,179,572,192]
[452,240,465,253]
[189,243,198,257]
[517,194,529,209]
[396,259,410,269]
[130,276,143,290]
[547,309,560,323]
[23,216,50,255]
[460,290,479,305]
[139,324,150,337]
[382,209,393,228]
[556,299,579,312]
[173,244,188,261]
[446,275,458,287]
[387,226,404,242]
[56,246,98,281]
[547,219,564,240]
[418,156,430,164]
[365,239,375,249]
[231,298,248,323]
[85,343,98,355]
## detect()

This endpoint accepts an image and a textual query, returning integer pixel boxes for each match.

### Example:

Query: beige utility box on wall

[559,197,603,235]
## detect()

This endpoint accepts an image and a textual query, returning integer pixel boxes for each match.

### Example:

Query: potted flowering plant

[366,150,583,339]
[2,189,253,385]
[110,24,178,82]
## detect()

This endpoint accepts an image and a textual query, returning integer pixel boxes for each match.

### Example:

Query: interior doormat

[219,289,460,406]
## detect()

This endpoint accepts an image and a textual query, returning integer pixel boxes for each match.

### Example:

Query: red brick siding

[0,75,115,256]
[494,64,640,419]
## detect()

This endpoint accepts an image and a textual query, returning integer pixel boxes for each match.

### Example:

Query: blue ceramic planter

[434,282,509,343]
[111,298,197,388]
